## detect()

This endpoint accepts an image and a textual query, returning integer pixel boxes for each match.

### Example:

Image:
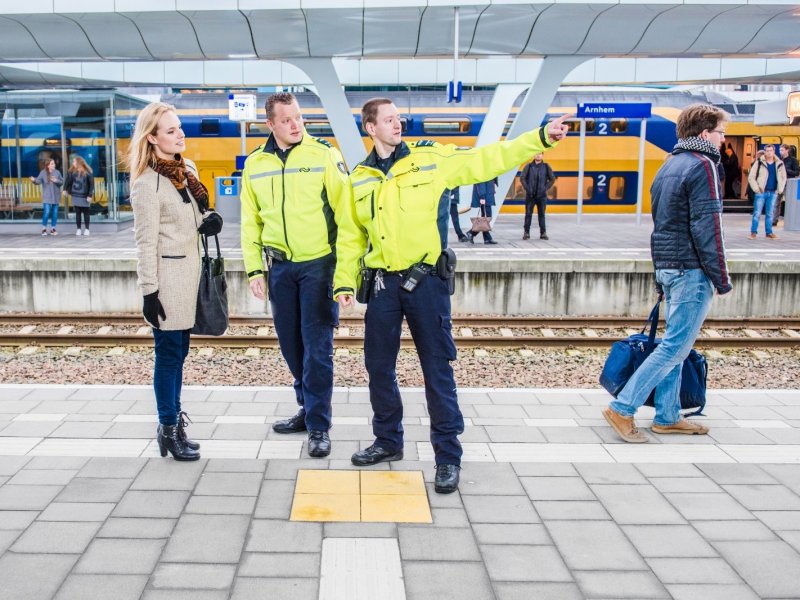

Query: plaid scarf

[674,137,721,163]
[152,154,209,211]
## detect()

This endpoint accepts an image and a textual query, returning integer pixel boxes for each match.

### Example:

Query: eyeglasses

[710,129,726,136]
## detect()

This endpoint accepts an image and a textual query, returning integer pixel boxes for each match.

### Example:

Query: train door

[741,136,758,196]
[198,163,232,209]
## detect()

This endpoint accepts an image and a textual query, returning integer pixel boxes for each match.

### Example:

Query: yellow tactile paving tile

[361,494,433,523]
[295,469,360,495]
[291,493,361,522]
[361,470,427,495]
[291,469,432,523]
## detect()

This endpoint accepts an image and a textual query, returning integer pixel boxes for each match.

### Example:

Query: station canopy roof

[0,1,799,61]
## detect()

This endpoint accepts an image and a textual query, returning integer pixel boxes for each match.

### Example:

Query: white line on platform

[320,538,405,600]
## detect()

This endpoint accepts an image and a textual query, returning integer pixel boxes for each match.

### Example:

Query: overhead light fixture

[229,54,256,59]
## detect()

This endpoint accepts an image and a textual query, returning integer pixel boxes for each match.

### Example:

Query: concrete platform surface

[1,384,800,600]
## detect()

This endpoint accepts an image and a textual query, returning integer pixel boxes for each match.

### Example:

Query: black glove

[198,211,223,236]
[143,291,166,328]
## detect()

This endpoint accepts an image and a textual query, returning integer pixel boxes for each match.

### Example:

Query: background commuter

[240,92,349,459]
[774,144,799,227]
[720,144,739,199]
[748,144,786,239]
[447,188,468,242]
[520,153,555,240]
[30,158,63,236]
[334,97,568,493]
[604,104,732,443]
[129,102,218,462]
[63,156,95,237]
[466,177,498,245]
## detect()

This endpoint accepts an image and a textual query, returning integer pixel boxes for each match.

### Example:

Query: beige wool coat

[131,160,204,331]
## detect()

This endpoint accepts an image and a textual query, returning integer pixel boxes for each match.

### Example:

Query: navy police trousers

[365,272,464,466]
[268,253,338,432]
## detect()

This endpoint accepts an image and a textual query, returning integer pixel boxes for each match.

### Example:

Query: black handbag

[599,298,707,416]
[191,234,229,336]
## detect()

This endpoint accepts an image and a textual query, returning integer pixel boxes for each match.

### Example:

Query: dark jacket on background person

[650,145,732,295]
[63,171,95,208]
[521,161,555,199]
[784,155,799,179]
[32,169,63,204]
[471,178,497,207]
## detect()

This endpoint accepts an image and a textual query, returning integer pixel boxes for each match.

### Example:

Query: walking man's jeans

[609,269,714,426]
[524,196,547,234]
[752,191,777,236]
[153,329,191,426]
[41,203,58,229]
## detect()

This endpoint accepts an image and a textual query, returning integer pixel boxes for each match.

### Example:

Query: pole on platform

[240,121,247,157]
[576,118,586,225]
[636,118,647,226]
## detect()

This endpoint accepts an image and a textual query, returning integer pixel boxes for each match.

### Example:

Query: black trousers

[449,203,465,239]
[524,196,546,234]
[75,206,90,229]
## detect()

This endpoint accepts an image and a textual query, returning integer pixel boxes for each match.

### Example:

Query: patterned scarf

[152,154,209,211]
[674,137,721,163]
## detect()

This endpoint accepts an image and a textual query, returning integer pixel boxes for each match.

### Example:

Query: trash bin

[214,176,241,224]
[785,178,800,232]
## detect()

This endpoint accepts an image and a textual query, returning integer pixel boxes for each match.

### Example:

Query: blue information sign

[577,102,652,119]
[215,177,240,198]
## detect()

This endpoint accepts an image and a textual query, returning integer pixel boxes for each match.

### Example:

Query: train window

[422,117,471,134]
[547,176,594,201]
[247,122,270,136]
[610,119,627,134]
[200,118,220,136]
[503,119,514,136]
[304,119,334,136]
[608,176,626,200]
[565,119,595,133]
[399,117,410,133]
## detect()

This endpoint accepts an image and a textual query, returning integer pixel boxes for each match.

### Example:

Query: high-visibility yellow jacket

[333,127,557,297]
[240,132,349,280]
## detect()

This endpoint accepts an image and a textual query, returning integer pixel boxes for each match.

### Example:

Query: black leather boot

[158,424,201,461]
[351,443,403,466]
[272,410,307,434]
[177,411,200,451]
[434,464,461,494]
[308,430,331,457]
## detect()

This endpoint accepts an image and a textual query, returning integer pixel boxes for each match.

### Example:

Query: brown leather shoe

[602,407,648,443]
[651,419,709,435]
[766,233,779,239]
[748,233,757,240]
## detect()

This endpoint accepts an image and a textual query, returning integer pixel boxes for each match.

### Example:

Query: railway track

[1,314,799,350]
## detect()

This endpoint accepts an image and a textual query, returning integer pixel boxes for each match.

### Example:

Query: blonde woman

[30,158,63,235]
[128,102,220,461]
[63,155,94,236]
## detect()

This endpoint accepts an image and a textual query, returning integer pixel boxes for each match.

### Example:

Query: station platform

[1,383,800,600]
[1,214,799,317]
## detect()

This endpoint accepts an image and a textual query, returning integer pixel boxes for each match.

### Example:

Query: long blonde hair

[69,155,92,175]
[127,102,177,182]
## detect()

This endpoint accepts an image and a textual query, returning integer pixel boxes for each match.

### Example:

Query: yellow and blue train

[3,89,797,214]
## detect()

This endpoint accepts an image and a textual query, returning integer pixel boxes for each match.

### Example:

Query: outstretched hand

[547,114,573,143]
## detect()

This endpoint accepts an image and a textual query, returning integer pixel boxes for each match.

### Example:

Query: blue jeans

[268,253,338,432]
[152,329,191,426]
[752,192,777,235]
[365,273,463,465]
[609,269,713,426]
[41,203,58,228]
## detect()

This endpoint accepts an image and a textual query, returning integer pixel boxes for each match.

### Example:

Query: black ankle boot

[177,412,200,451]
[157,424,201,461]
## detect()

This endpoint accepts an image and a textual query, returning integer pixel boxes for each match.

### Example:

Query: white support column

[285,58,367,170]
[492,56,590,218]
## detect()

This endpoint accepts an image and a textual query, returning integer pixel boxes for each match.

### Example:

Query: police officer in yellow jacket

[334,98,569,493]
[241,92,349,458]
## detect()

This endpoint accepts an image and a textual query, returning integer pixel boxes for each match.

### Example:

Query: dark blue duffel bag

[599,298,707,416]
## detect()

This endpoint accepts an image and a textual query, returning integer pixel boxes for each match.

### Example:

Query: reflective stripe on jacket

[240,132,349,279]
[333,127,556,296]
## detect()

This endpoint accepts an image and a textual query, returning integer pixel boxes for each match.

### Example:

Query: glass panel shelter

[0,90,148,226]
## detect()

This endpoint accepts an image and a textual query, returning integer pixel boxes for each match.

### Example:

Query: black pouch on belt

[436,248,457,295]
[356,262,375,304]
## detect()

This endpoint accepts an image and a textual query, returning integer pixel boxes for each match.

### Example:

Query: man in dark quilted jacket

[603,104,732,443]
